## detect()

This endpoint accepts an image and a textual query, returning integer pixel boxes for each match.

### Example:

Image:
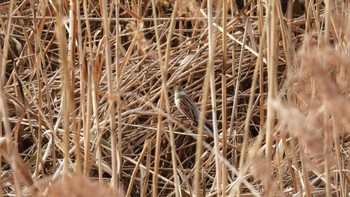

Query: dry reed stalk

[101,0,119,191]
[221,0,228,196]
[264,0,278,195]
[74,0,83,174]
[82,0,93,176]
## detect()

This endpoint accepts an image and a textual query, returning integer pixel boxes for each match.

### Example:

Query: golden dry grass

[0,0,349,196]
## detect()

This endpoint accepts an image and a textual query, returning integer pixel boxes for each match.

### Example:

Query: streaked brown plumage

[175,85,213,136]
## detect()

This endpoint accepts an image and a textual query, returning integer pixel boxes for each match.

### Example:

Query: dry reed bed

[0,0,349,196]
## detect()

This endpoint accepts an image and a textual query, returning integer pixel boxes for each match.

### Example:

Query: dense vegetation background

[0,0,349,196]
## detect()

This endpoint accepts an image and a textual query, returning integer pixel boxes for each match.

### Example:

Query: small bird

[175,85,213,137]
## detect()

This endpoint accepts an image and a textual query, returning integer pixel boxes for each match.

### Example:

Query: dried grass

[0,0,349,196]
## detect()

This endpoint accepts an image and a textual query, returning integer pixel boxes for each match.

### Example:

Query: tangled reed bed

[0,0,350,196]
